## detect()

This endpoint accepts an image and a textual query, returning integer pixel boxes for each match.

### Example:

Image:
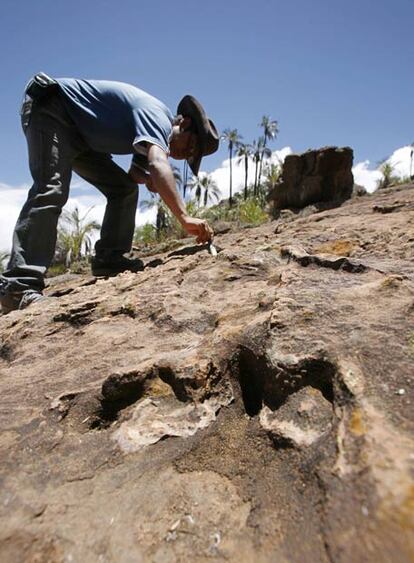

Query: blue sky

[1,0,413,184]
[0,0,413,249]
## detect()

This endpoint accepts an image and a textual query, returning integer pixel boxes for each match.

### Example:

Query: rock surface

[269,146,354,210]
[1,184,414,562]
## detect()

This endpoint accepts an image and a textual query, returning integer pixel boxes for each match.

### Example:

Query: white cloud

[352,161,382,193]
[352,145,414,193]
[388,145,414,178]
[0,183,29,253]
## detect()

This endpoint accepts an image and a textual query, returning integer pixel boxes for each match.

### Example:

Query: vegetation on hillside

[130,115,281,255]
[44,120,412,273]
[48,206,101,276]
[376,155,413,189]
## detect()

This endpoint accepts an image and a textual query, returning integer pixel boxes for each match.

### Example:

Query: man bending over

[0,73,219,313]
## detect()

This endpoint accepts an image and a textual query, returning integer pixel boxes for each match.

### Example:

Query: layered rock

[269,146,354,210]
[1,184,414,562]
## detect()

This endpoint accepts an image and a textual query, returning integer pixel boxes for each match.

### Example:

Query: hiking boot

[0,284,47,314]
[19,290,48,310]
[91,255,145,277]
[0,285,22,314]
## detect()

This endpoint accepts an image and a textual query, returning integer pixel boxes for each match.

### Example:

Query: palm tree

[258,116,278,186]
[189,174,221,207]
[221,128,242,207]
[377,161,397,189]
[258,116,279,188]
[253,138,271,196]
[56,206,100,266]
[263,163,282,190]
[237,143,253,200]
[252,139,261,195]
[141,196,170,240]
[262,163,282,204]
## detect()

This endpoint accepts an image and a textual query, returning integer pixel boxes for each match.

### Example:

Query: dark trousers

[1,94,138,292]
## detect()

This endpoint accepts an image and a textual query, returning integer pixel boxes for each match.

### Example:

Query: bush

[47,258,91,277]
[134,223,157,246]
[47,263,69,277]
[237,198,268,225]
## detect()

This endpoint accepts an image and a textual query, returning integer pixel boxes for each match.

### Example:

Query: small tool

[208,240,218,257]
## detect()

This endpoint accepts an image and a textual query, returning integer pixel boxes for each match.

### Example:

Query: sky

[1,0,413,251]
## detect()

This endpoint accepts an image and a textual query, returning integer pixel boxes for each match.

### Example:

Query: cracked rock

[259,386,333,447]
[113,392,233,453]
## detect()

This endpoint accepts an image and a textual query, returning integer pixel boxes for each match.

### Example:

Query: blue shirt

[56,78,174,160]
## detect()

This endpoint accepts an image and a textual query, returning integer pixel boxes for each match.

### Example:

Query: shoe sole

[91,267,144,277]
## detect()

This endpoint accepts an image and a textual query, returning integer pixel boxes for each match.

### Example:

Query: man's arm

[147,144,213,244]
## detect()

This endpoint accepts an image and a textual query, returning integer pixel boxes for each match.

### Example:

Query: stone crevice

[281,245,370,273]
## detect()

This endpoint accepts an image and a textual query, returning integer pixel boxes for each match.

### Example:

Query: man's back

[57,78,173,155]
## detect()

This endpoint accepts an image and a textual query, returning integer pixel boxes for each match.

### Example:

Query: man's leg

[1,96,79,311]
[72,152,140,270]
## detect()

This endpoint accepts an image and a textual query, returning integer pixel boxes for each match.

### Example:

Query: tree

[133,223,157,247]
[221,128,242,207]
[56,206,100,266]
[258,116,279,187]
[189,174,221,207]
[377,158,397,189]
[252,139,261,196]
[263,163,282,191]
[377,160,397,189]
[237,143,253,200]
[410,143,414,180]
[253,137,271,196]
[141,196,171,240]
[185,199,201,218]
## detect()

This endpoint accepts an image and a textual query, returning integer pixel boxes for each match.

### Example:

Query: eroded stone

[260,386,333,447]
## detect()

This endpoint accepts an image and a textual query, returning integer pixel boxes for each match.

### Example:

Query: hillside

[1,184,413,562]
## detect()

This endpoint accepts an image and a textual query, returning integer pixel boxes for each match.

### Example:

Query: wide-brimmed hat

[177,95,219,176]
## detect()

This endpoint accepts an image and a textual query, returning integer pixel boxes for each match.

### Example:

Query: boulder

[268,146,354,210]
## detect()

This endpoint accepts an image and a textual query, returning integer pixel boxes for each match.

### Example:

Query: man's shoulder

[60,78,172,115]
[57,77,142,96]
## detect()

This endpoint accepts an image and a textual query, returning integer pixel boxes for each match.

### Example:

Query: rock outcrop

[269,146,354,210]
[1,184,414,562]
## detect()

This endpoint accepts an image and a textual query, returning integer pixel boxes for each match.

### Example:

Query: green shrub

[237,198,268,225]
[134,223,157,246]
[47,263,69,277]
[69,260,90,274]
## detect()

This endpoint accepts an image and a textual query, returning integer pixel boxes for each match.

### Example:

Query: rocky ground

[1,184,414,562]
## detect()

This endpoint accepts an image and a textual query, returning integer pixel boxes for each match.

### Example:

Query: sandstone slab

[1,184,414,562]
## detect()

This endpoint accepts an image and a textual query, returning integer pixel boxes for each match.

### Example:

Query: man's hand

[181,216,214,244]
[145,144,214,244]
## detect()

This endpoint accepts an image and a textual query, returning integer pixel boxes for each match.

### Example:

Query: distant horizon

[1,142,412,253]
